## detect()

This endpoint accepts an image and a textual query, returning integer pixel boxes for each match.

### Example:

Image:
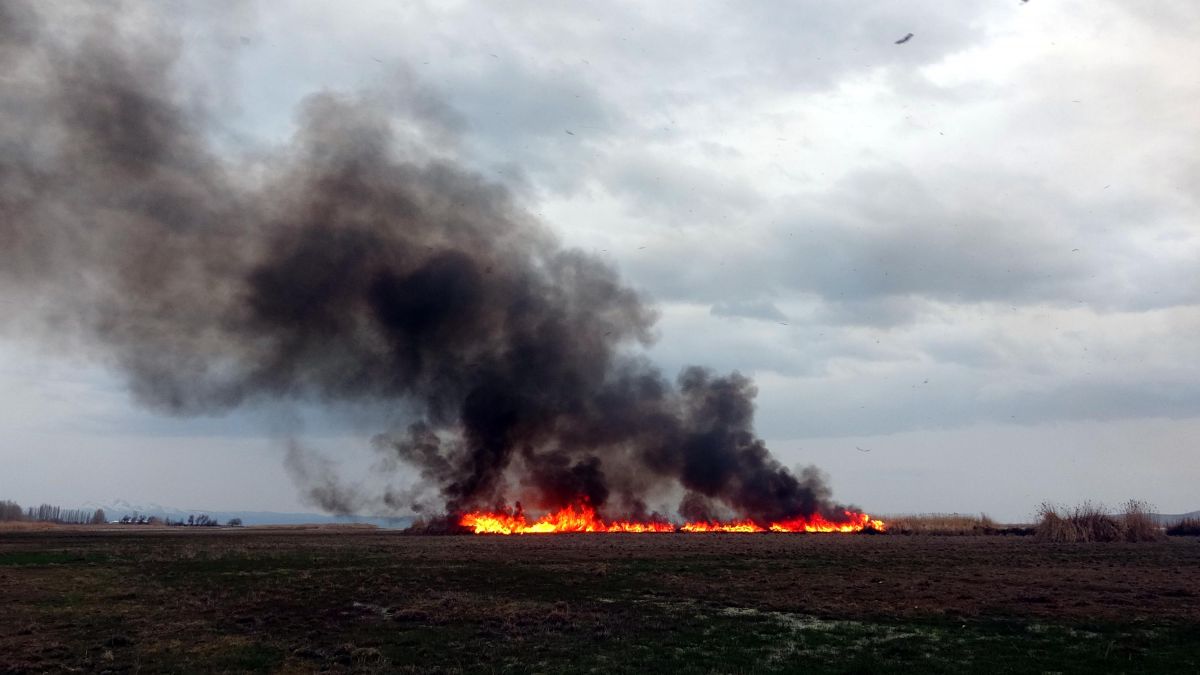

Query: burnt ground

[1,528,1198,673]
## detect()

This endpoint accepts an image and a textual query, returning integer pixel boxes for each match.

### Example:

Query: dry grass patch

[883,513,997,536]
[0,521,66,532]
[1036,500,1163,543]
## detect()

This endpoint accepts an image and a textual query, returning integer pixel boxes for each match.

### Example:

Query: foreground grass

[1,530,1198,673]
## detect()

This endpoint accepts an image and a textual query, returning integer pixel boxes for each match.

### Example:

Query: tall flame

[459,502,675,534]
[459,502,885,534]
[768,511,887,533]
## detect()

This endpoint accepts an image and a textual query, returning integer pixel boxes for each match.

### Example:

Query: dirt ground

[2,528,1197,673]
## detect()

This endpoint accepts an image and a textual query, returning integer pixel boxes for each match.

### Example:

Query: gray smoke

[0,1,859,524]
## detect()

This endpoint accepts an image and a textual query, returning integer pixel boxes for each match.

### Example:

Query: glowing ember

[459,503,885,534]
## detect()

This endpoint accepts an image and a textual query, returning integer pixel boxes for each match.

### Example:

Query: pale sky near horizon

[2,0,1198,522]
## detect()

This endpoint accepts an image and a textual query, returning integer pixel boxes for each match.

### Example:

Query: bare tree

[0,500,23,521]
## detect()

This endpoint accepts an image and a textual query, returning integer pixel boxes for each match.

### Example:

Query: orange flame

[459,502,675,534]
[767,511,887,533]
[459,502,885,534]
[679,519,765,533]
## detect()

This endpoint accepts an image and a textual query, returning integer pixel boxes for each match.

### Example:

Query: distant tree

[58,508,90,524]
[0,500,23,521]
[9,503,102,524]
[27,504,64,523]
[90,509,107,524]
[187,514,195,526]
[226,518,243,527]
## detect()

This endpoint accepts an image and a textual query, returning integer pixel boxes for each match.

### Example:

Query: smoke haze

[0,1,857,524]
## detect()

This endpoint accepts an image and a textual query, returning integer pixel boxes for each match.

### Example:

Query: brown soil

[1,529,1197,672]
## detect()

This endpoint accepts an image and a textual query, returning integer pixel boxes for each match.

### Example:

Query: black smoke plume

[0,2,859,524]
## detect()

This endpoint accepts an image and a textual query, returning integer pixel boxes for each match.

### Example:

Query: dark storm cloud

[0,1,865,524]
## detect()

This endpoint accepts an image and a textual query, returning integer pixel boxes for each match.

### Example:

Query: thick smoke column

[0,2,856,524]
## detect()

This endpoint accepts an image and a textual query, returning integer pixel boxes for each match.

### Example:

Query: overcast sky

[2,0,1198,521]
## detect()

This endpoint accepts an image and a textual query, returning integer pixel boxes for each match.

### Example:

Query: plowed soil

[2,528,1197,673]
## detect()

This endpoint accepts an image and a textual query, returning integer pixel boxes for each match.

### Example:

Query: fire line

[459,502,885,534]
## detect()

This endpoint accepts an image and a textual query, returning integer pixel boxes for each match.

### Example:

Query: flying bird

[856,446,871,453]
[895,33,914,45]
[564,129,575,135]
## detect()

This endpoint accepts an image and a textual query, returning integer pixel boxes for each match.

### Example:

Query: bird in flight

[856,446,871,453]
[895,33,914,45]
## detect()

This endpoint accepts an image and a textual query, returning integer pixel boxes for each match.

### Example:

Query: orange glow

[679,519,765,533]
[459,502,674,534]
[767,511,887,533]
[459,502,885,534]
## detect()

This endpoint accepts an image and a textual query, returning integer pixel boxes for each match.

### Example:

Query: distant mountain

[1150,511,1200,526]
[78,499,413,529]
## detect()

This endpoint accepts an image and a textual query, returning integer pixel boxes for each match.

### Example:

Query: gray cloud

[3,0,1199,518]
[710,300,788,323]
[626,159,1199,320]
[600,150,761,226]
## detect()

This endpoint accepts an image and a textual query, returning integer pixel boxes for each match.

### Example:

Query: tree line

[2,499,244,527]
[0,500,105,524]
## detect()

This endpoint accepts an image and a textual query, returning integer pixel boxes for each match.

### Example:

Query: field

[2,528,1198,673]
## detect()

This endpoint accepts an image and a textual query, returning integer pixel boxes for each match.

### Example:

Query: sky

[2,0,1198,522]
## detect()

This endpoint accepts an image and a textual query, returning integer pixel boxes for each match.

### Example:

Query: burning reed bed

[1035,500,1163,543]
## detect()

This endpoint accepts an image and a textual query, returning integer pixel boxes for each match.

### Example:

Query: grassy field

[2,528,1198,673]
